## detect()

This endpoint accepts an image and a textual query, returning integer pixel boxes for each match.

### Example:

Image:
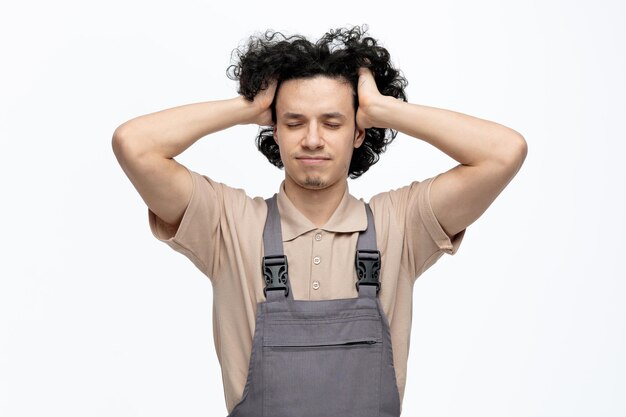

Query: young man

[112,26,527,416]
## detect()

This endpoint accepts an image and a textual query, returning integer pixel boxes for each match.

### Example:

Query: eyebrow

[282,112,347,120]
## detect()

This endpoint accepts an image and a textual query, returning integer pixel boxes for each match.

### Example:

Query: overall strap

[262,195,381,301]
[262,195,294,301]
[355,203,381,299]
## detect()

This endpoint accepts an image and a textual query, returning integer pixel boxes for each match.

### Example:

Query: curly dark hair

[227,24,408,179]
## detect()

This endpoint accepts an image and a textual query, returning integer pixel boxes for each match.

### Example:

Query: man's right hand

[244,78,278,126]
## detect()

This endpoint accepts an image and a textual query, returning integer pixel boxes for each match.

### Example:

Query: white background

[1,0,625,416]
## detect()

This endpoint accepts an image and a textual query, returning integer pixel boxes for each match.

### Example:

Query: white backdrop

[1,0,625,416]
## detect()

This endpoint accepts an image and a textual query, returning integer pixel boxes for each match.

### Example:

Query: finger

[358,66,371,76]
[261,77,278,94]
[358,69,376,92]
[267,77,278,91]
[358,67,375,82]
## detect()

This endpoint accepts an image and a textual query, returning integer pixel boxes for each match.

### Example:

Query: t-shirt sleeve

[147,165,255,282]
[418,173,465,250]
[370,173,466,282]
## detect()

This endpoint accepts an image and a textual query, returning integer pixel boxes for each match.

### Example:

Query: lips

[295,154,331,161]
[296,156,330,165]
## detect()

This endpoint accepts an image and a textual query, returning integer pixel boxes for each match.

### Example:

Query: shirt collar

[276,181,367,242]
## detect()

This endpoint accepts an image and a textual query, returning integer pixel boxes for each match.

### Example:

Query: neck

[283,177,347,228]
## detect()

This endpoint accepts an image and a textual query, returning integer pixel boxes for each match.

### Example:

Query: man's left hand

[356,67,390,130]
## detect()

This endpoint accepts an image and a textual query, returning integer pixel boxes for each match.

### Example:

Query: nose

[302,122,323,150]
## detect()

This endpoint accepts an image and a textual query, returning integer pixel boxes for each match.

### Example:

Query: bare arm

[112,83,276,228]
[356,68,528,238]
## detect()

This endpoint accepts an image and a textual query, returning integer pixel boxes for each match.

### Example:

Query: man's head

[227,25,408,179]
[271,75,365,192]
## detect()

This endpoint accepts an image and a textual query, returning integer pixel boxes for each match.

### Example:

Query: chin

[303,177,327,188]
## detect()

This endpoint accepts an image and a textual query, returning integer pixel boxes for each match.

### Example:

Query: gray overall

[227,195,401,417]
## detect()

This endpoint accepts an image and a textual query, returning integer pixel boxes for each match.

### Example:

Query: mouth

[296,156,331,165]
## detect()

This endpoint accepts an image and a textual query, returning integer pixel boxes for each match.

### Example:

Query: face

[273,75,365,192]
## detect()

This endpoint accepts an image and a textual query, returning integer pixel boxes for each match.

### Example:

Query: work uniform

[226,195,399,416]
[148,166,466,414]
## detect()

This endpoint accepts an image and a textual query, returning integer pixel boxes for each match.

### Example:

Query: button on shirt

[276,179,374,301]
[148,166,466,415]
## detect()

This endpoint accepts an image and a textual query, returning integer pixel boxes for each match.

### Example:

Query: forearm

[371,97,526,166]
[113,96,257,159]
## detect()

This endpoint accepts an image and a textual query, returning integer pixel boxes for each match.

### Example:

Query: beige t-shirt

[148,165,466,414]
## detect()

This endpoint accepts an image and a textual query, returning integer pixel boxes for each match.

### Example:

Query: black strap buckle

[262,255,290,297]
[355,249,381,294]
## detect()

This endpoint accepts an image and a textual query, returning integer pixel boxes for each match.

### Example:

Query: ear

[353,125,366,149]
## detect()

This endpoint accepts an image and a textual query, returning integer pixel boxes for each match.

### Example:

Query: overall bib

[227,195,402,417]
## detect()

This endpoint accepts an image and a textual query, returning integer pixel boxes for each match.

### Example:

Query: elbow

[508,131,527,158]
[111,123,143,159]
[496,130,527,164]
[111,124,129,159]
[512,133,528,165]
[497,133,528,174]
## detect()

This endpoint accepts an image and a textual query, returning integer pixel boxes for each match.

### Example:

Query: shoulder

[367,178,432,217]
[366,175,464,256]
[187,168,268,217]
